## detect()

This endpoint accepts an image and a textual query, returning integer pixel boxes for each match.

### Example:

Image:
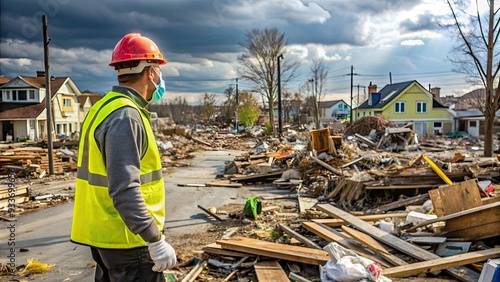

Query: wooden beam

[217,237,329,265]
[302,222,390,268]
[181,259,207,282]
[316,204,479,282]
[312,212,408,227]
[383,248,500,278]
[278,223,322,250]
[405,202,500,232]
[341,225,408,266]
[254,260,289,282]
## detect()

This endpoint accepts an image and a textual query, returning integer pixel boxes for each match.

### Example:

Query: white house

[0,71,82,142]
[318,99,350,123]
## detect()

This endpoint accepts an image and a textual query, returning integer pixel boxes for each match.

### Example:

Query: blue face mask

[150,68,166,104]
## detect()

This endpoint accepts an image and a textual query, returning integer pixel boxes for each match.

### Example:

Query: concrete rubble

[1,116,500,281]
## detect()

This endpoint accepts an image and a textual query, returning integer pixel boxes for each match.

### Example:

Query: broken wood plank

[341,225,408,266]
[429,179,482,217]
[230,171,283,182]
[406,202,500,233]
[310,155,343,176]
[254,260,289,282]
[217,237,329,265]
[181,259,207,282]
[197,205,224,221]
[222,256,250,282]
[302,222,390,268]
[482,196,500,205]
[205,181,243,188]
[316,203,479,282]
[383,248,500,278]
[365,194,429,214]
[404,237,447,244]
[190,136,211,147]
[278,223,322,250]
[365,184,439,190]
[312,212,408,227]
[289,272,312,282]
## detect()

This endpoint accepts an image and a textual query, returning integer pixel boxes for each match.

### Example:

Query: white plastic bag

[321,242,389,282]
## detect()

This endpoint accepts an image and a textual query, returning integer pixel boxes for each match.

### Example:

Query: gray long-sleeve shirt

[94,85,161,244]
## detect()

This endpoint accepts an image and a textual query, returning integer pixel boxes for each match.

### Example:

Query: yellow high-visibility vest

[71,91,164,249]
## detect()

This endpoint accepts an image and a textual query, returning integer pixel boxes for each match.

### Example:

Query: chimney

[36,71,46,77]
[430,87,441,102]
[367,82,379,106]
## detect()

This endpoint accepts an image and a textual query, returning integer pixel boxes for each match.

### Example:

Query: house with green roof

[354,80,453,137]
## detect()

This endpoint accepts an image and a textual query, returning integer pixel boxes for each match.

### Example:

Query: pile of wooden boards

[0,185,30,209]
[0,147,73,177]
[183,177,500,281]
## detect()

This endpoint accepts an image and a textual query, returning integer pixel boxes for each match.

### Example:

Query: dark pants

[90,246,166,282]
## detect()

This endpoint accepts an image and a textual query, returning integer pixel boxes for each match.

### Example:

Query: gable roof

[357,80,447,109]
[0,76,12,85]
[78,93,103,108]
[0,76,78,120]
[318,100,346,108]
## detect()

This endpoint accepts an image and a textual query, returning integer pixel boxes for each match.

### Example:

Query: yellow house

[354,80,453,136]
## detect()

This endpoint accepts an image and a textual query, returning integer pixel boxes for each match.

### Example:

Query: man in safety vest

[71,33,176,282]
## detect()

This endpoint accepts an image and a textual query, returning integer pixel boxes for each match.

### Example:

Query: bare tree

[200,93,217,123]
[446,0,500,156]
[221,86,236,125]
[310,59,329,129]
[237,27,298,136]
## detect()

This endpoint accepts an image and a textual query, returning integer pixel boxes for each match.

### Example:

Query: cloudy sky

[0,0,486,105]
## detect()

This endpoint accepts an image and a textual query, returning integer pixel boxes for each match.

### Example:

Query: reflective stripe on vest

[71,91,165,249]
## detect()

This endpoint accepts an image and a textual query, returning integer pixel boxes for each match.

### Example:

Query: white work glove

[147,235,177,272]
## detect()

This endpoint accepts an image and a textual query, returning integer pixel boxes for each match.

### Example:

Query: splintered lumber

[278,223,322,250]
[383,248,500,278]
[230,171,283,182]
[406,202,500,241]
[341,225,408,267]
[181,259,207,282]
[310,155,343,176]
[325,178,365,208]
[365,194,429,214]
[216,237,329,265]
[342,225,408,265]
[205,181,242,188]
[190,136,211,146]
[254,260,289,282]
[316,204,479,282]
[302,222,390,268]
[429,179,482,217]
[197,205,224,221]
[312,212,408,227]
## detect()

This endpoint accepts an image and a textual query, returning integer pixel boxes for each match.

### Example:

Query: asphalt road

[0,150,290,281]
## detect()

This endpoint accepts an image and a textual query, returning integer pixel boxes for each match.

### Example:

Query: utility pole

[389,72,392,84]
[43,15,54,175]
[235,78,239,132]
[277,54,284,136]
[346,65,360,124]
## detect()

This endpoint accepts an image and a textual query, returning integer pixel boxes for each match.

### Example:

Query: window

[29,90,35,100]
[357,112,360,117]
[363,112,366,117]
[17,90,27,100]
[470,121,477,127]
[338,104,343,109]
[394,101,406,113]
[433,122,442,134]
[369,111,372,116]
[344,104,348,110]
[63,98,71,107]
[416,101,427,113]
[3,90,11,100]
[434,122,442,127]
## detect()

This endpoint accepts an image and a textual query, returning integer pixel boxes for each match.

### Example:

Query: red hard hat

[109,33,167,66]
